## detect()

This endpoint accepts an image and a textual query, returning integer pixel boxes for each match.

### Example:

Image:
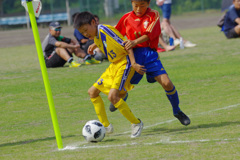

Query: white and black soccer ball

[82,120,106,142]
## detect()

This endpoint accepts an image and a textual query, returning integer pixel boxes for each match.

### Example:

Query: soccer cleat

[174,111,191,126]
[131,119,143,138]
[109,93,128,112]
[69,61,81,67]
[105,124,114,134]
[184,41,196,48]
[85,58,101,65]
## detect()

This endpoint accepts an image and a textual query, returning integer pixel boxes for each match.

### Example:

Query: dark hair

[71,12,79,23]
[73,11,95,29]
[94,14,99,20]
[131,0,150,2]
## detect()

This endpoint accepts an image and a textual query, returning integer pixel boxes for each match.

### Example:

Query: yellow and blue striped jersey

[94,24,128,63]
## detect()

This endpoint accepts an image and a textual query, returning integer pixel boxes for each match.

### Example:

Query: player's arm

[123,35,149,50]
[87,43,98,55]
[127,48,146,75]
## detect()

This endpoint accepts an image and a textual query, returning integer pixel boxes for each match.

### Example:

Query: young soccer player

[110,0,191,126]
[73,11,145,138]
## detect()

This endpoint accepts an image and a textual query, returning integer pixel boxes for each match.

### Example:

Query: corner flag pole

[23,0,63,149]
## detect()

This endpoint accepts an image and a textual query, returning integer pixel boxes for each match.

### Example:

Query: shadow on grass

[0,135,76,148]
[144,121,240,136]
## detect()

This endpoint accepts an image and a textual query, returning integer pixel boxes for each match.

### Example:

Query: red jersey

[115,8,161,50]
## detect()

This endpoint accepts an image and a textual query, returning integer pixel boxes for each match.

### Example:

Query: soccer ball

[82,120,106,142]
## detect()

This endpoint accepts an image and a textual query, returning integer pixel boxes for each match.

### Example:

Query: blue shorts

[160,4,172,19]
[130,47,167,84]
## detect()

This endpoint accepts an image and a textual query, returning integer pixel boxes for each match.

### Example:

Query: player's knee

[88,87,98,98]
[108,94,119,105]
[162,80,173,90]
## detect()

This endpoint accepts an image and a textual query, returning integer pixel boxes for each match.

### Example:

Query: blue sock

[165,86,181,115]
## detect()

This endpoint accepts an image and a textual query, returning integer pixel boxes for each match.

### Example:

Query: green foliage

[1,0,221,16]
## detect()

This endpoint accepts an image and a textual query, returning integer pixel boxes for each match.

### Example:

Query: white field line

[60,103,240,151]
[61,138,240,151]
[124,103,240,132]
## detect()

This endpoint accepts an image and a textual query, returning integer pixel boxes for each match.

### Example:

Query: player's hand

[132,63,146,75]
[123,40,137,50]
[88,43,97,55]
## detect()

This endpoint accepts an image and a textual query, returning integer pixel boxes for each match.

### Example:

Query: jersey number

[108,50,116,60]
[134,32,142,39]
[97,78,104,85]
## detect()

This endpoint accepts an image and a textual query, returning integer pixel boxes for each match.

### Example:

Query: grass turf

[0,26,240,160]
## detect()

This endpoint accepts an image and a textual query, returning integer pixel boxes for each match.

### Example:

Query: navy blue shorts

[130,47,167,84]
[160,4,172,19]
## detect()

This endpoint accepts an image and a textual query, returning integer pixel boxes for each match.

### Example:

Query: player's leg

[154,74,180,114]
[109,48,145,112]
[154,74,190,126]
[109,92,128,112]
[88,86,110,128]
[108,88,143,138]
[108,90,133,122]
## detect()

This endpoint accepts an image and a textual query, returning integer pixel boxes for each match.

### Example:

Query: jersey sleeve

[144,12,161,41]
[115,14,128,36]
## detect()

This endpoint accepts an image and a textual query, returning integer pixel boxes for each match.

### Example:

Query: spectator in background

[42,21,100,68]
[72,13,106,61]
[156,0,196,48]
[158,34,176,52]
[223,0,240,39]
[42,21,83,68]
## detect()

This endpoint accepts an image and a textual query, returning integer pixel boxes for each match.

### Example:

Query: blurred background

[0,0,223,30]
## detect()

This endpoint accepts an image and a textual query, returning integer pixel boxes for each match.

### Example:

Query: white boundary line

[61,138,240,150]
[60,103,240,151]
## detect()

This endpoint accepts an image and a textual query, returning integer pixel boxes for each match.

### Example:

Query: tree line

[0,0,221,17]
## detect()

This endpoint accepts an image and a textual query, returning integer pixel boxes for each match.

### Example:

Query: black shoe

[109,93,128,112]
[174,111,191,126]
[109,103,118,112]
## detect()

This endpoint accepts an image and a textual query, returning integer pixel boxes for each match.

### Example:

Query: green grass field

[1,26,240,160]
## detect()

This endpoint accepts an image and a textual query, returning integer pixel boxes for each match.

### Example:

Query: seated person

[223,0,240,39]
[73,13,105,61]
[156,0,196,48]
[158,33,175,52]
[42,21,100,68]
